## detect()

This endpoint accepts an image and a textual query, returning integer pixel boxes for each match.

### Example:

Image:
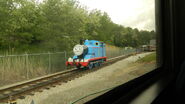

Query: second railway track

[0,53,135,103]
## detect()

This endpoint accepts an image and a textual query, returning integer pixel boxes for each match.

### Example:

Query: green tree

[0,0,156,53]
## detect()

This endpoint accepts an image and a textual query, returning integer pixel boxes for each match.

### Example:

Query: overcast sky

[78,0,155,31]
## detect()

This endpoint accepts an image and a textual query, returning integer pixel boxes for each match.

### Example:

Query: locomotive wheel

[97,62,101,66]
[99,60,103,66]
[76,65,81,69]
[95,62,100,67]
[88,62,93,69]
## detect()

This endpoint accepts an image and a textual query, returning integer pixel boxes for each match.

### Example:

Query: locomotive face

[73,44,87,56]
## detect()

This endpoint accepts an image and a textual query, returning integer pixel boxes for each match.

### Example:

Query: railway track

[0,53,134,103]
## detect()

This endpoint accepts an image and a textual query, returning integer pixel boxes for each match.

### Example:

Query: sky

[78,0,155,31]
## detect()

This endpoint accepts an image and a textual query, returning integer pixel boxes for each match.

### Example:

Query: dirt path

[17,52,156,104]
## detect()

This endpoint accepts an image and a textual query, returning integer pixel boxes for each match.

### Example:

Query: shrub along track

[0,53,136,103]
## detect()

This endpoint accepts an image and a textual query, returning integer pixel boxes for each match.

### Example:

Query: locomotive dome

[73,44,87,56]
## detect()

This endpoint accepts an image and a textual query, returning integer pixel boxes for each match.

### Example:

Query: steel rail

[0,53,137,103]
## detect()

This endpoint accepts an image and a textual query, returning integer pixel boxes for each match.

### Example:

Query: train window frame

[95,42,99,46]
[0,0,180,103]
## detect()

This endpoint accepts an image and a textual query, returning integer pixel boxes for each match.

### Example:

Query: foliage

[0,0,155,53]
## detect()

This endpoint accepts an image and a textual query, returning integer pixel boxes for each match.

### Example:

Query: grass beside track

[137,52,156,63]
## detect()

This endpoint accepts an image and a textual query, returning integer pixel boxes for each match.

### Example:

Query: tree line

[0,0,155,53]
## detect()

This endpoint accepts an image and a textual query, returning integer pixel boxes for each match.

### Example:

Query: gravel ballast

[16,52,155,104]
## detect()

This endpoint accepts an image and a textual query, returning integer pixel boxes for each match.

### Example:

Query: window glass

[0,0,156,103]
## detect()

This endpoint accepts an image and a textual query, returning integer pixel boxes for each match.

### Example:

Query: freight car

[66,40,107,69]
[141,45,156,51]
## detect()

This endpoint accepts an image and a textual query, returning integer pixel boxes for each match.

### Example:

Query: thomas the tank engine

[66,39,106,69]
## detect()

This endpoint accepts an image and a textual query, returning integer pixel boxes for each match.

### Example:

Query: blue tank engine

[66,40,107,69]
